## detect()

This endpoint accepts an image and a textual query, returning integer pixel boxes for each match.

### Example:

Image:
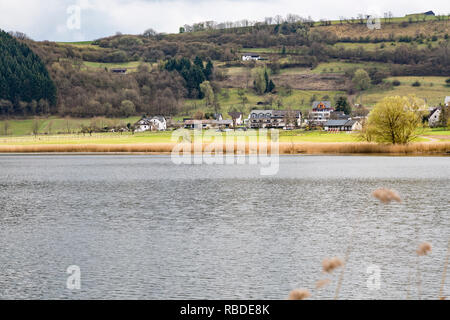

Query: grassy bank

[0,141,448,155]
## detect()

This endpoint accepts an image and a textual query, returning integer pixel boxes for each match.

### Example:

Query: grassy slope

[356,76,449,106]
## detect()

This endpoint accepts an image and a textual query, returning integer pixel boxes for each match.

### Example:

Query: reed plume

[416,242,432,256]
[322,257,344,273]
[288,289,311,300]
[372,188,401,204]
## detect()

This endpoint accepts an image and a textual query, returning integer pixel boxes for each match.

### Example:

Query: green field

[310,61,391,74]
[82,61,153,72]
[0,117,141,136]
[0,130,359,145]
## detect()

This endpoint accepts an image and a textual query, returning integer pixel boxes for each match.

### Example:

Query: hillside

[1,15,449,121]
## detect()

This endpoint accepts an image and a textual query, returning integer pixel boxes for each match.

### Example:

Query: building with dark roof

[324,119,362,132]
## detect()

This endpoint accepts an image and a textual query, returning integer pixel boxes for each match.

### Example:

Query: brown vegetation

[0,141,448,154]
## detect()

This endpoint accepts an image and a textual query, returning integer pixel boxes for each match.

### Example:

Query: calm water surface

[0,155,449,299]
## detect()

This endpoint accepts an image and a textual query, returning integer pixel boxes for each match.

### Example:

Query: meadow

[356,76,449,106]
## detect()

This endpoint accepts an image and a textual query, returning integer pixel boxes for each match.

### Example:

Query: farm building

[324,120,362,132]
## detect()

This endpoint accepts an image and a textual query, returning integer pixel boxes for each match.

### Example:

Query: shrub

[412,81,421,87]
[392,80,401,86]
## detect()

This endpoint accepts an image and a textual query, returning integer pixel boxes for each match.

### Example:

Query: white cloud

[0,0,449,41]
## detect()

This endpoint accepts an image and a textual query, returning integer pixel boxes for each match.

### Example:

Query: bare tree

[3,120,10,136]
[65,117,72,134]
[32,118,40,137]
[274,15,284,24]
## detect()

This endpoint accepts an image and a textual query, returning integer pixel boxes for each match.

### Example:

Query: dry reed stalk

[415,242,432,300]
[439,240,450,300]
[334,212,362,300]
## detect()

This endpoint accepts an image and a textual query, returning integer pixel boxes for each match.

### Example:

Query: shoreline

[0,142,448,155]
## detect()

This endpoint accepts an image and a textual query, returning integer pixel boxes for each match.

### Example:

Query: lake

[0,155,449,300]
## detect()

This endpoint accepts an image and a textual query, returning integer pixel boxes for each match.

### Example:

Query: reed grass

[0,142,448,154]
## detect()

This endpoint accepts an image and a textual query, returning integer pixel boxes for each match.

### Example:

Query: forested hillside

[0,30,57,115]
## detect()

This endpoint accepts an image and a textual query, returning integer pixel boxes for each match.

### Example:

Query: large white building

[308,101,334,126]
[248,110,302,129]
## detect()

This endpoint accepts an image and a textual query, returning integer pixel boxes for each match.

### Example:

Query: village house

[228,112,244,126]
[249,110,302,129]
[428,97,450,127]
[135,116,167,132]
[324,119,362,132]
[428,108,442,127]
[184,119,233,130]
[308,101,334,126]
[242,54,261,61]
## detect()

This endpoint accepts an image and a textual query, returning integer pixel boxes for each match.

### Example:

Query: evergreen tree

[0,29,56,115]
[335,96,352,115]
[204,60,214,80]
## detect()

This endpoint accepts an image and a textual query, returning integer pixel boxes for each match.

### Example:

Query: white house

[242,54,261,61]
[428,108,441,128]
[135,116,167,132]
[228,112,244,126]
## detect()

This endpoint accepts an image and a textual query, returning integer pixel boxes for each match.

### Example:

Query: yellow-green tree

[365,96,425,144]
[352,69,371,91]
[199,81,214,106]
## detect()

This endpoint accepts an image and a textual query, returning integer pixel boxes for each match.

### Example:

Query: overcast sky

[0,0,449,42]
